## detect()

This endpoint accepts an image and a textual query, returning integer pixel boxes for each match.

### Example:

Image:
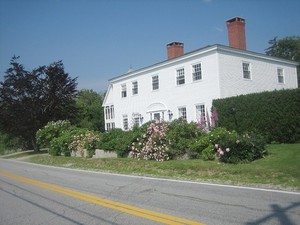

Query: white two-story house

[103,17,298,131]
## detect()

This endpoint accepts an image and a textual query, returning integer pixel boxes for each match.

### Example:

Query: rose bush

[129,122,170,161]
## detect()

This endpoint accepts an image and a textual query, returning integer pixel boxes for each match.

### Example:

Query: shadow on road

[245,202,300,225]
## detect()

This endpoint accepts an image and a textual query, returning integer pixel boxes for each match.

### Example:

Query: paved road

[0,159,299,225]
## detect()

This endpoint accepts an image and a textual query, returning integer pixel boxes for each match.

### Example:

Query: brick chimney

[167,42,184,59]
[226,17,246,50]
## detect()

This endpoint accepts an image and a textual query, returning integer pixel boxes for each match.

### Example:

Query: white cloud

[215,27,223,32]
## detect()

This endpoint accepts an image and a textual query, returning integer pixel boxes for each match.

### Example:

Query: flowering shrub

[36,120,71,147]
[129,122,170,161]
[68,131,100,157]
[215,133,267,163]
[189,127,237,158]
[48,127,88,156]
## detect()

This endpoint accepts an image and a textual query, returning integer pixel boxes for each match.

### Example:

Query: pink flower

[215,144,219,149]
[226,148,230,152]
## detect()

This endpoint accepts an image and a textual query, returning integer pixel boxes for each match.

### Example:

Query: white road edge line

[2,158,300,195]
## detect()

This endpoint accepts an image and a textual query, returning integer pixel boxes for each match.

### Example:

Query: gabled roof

[102,84,113,107]
[109,44,299,83]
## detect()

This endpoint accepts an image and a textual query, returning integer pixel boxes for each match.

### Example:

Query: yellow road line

[0,171,205,225]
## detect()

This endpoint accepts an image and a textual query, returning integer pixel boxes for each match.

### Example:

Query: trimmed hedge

[213,89,300,143]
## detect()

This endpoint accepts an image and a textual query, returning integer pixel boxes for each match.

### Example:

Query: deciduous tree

[0,56,78,151]
[265,36,300,86]
[74,89,105,132]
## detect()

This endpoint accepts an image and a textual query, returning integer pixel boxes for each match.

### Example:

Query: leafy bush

[201,144,215,161]
[215,133,267,163]
[49,133,72,156]
[189,127,237,157]
[36,120,72,148]
[129,122,170,161]
[166,119,200,158]
[48,127,88,156]
[189,136,210,158]
[0,132,22,155]
[97,126,145,157]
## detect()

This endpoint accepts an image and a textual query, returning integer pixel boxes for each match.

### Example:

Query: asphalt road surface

[0,159,299,225]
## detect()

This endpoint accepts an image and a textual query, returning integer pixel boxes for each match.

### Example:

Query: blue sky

[1,0,299,92]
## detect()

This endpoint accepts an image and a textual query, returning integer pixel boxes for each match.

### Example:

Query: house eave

[108,44,299,84]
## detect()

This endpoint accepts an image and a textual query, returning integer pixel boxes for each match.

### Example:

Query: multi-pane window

[195,104,205,120]
[242,62,251,79]
[110,105,114,119]
[106,122,115,131]
[192,63,202,81]
[105,106,110,120]
[105,105,114,120]
[121,84,127,98]
[277,68,284,83]
[152,75,159,90]
[178,107,187,120]
[176,68,185,85]
[133,117,140,127]
[132,81,138,95]
[123,115,128,130]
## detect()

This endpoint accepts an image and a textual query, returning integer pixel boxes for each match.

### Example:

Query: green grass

[1,149,48,159]
[7,143,300,191]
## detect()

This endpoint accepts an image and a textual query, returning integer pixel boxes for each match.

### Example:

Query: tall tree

[74,89,105,132]
[265,36,300,86]
[0,57,78,151]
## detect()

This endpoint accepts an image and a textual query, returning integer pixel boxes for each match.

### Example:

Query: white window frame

[106,122,115,132]
[242,62,251,79]
[195,104,205,121]
[121,84,127,98]
[106,123,111,131]
[192,63,202,81]
[110,105,114,119]
[277,68,284,84]
[123,115,128,131]
[105,105,114,120]
[176,68,185,85]
[178,107,187,120]
[133,117,140,127]
[132,81,138,95]
[105,106,110,120]
[152,75,159,90]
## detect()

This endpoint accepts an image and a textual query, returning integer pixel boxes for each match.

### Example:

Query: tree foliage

[265,36,300,86]
[0,56,78,151]
[74,89,105,132]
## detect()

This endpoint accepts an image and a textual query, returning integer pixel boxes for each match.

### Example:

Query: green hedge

[213,89,300,143]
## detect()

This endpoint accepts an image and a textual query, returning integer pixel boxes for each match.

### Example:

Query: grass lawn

[4,143,300,191]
